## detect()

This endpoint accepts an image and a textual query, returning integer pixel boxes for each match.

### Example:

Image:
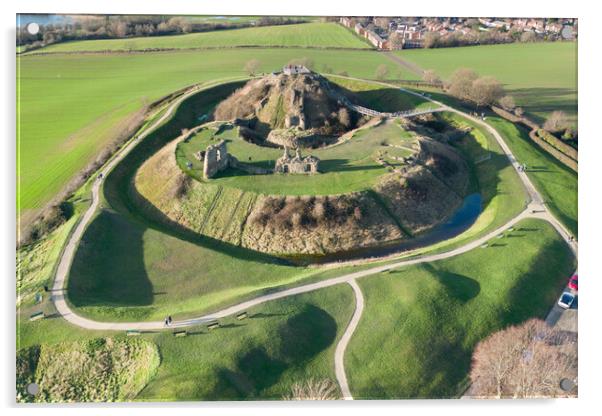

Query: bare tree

[338,107,351,128]
[470,76,504,108]
[423,69,441,85]
[423,32,441,48]
[470,319,577,398]
[244,59,261,76]
[373,17,391,31]
[499,95,517,111]
[388,31,404,49]
[375,64,389,80]
[283,378,339,400]
[520,31,537,43]
[543,111,569,133]
[448,68,478,101]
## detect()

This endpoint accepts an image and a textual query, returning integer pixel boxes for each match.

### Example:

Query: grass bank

[346,218,576,399]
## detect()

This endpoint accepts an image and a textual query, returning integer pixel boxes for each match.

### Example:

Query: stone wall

[274,147,319,174]
[203,140,230,179]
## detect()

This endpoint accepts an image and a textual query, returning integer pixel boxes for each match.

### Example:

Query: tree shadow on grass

[212,304,337,399]
[68,210,153,307]
[503,237,576,324]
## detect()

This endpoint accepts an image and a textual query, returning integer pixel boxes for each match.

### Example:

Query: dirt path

[383,51,425,77]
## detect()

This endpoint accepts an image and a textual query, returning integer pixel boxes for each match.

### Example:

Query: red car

[568,274,578,291]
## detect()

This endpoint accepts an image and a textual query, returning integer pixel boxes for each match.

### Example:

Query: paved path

[49,80,578,399]
[334,280,364,400]
[50,84,203,330]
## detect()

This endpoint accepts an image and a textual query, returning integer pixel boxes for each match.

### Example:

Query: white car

[558,292,575,309]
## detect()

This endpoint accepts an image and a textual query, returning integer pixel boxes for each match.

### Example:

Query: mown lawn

[395,42,577,124]
[36,22,371,53]
[18,284,354,401]
[138,285,354,401]
[17,47,398,218]
[486,116,578,237]
[346,218,576,399]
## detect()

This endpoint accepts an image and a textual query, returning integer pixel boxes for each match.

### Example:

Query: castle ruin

[282,65,311,75]
[202,140,230,179]
[274,147,319,174]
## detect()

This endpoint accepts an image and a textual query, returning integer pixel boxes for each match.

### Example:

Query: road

[49,81,578,399]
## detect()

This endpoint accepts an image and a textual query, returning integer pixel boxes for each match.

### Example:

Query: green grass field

[395,42,577,124]
[36,23,371,53]
[486,116,578,236]
[346,218,576,399]
[65,80,528,323]
[139,285,354,400]
[326,75,438,112]
[19,284,354,401]
[17,48,400,219]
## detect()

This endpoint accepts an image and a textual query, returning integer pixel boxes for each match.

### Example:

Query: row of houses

[340,17,390,49]
[340,17,577,50]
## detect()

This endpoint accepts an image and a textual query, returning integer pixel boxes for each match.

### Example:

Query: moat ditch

[283,192,482,265]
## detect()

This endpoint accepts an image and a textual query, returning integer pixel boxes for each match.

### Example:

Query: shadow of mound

[68,210,153,307]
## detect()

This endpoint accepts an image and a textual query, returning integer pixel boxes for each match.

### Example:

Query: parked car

[568,274,578,291]
[558,292,575,309]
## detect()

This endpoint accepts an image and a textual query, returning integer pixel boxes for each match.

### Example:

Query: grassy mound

[214,72,366,145]
[17,337,159,403]
[346,218,576,399]
[137,109,469,255]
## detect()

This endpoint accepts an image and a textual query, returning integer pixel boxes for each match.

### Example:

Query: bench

[173,330,187,337]
[236,312,248,320]
[126,330,141,336]
[29,312,44,321]
[207,321,220,330]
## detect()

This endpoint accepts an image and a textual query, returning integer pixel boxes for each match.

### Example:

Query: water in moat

[287,193,483,265]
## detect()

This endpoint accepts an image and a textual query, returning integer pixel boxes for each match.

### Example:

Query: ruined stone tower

[203,140,230,179]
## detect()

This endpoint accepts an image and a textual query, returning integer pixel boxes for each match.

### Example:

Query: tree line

[17,15,308,51]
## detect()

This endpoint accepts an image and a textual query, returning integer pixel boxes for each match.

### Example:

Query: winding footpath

[49,82,577,400]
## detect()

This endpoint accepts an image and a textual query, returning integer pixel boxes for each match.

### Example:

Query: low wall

[490,106,577,172]
[528,130,578,172]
